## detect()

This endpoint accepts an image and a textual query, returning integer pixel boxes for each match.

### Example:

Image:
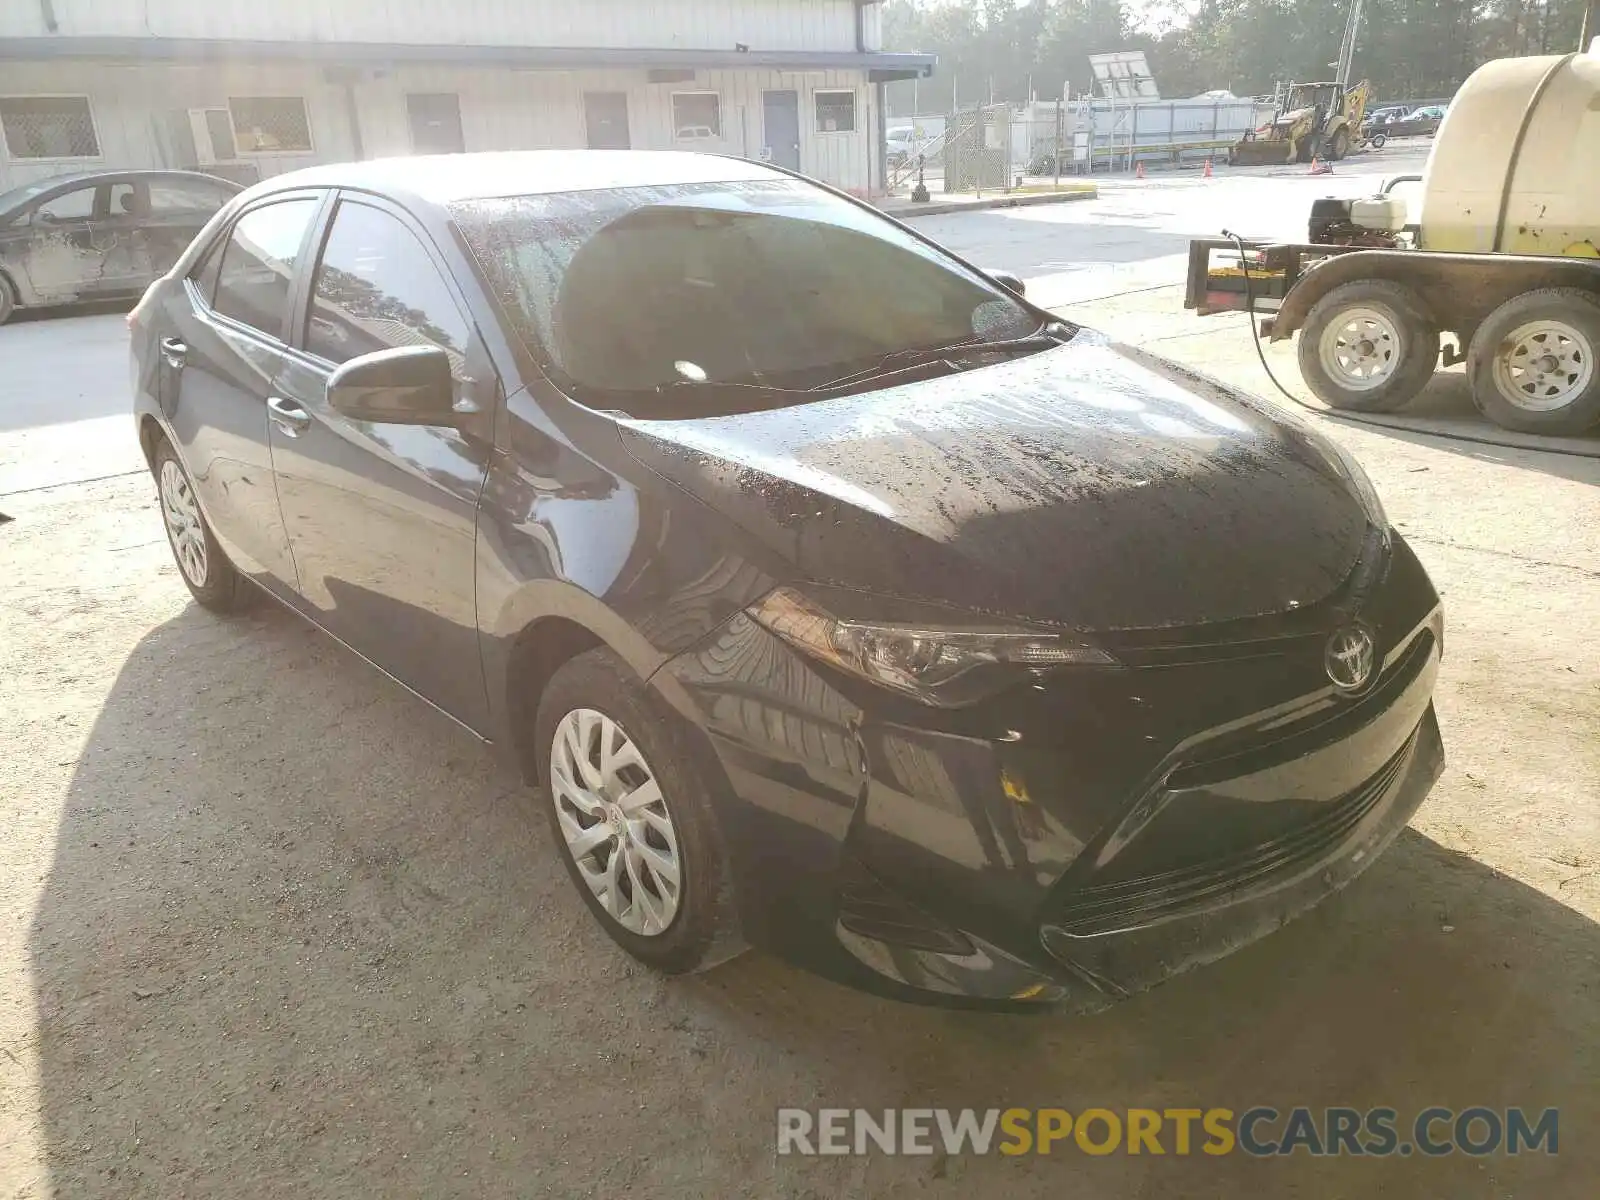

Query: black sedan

[130,151,1444,1009]
[0,169,239,324]
[1371,105,1446,138]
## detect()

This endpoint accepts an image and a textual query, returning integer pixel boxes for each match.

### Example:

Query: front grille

[1046,734,1415,937]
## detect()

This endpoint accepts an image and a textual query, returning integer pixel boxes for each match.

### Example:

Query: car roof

[245,150,785,209]
[0,168,241,217]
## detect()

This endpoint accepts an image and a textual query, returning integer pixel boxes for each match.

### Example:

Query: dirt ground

[2,294,1598,1199]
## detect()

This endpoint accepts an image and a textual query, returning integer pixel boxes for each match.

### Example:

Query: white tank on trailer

[1421,49,1600,256]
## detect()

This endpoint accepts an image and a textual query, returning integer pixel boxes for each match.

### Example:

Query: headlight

[746,587,1116,708]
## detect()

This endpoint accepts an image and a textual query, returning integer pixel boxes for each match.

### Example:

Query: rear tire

[1467,288,1600,435]
[1297,280,1439,413]
[535,647,739,975]
[0,273,16,325]
[151,437,249,613]
[1328,128,1350,161]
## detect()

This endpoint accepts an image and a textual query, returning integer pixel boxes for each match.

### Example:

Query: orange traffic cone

[1203,157,1213,178]
[1308,155,1332,176]
[1135,160,1146,179]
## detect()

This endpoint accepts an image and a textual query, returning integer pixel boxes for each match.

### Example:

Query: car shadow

[28,600,1600,1195]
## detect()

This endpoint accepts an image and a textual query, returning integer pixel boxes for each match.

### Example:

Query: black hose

[1218,229,1600,460]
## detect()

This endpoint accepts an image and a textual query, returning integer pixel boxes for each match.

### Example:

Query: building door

[406,93,465,154]
[762,91,800,170]
[583,93,631,149]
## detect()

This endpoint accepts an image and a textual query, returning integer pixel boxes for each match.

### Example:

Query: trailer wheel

[1297,280,1439,412]
[1467,288,1600,435]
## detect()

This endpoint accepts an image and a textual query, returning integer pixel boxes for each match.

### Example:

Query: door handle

[266,395,312,437]
[160,337,187,368]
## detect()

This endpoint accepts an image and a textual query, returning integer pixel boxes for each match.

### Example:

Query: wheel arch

[504,615,606,786]
[137,413,167,468]
[1270,252,1600,343]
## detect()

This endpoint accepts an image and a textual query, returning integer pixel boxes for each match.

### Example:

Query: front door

[583,92,631,149]
[269,194,493,729]
[407,93,466,155]
[15,180,102,302]
[763,91,801,170]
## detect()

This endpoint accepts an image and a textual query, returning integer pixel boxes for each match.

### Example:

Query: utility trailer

[1185,232,1600,436]
[1184,48,1600,438]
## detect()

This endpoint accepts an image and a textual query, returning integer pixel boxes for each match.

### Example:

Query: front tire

[536,647,738,975]
[152,437,249,612]
[1467,288,1600,435]
[1297,280,1439,413]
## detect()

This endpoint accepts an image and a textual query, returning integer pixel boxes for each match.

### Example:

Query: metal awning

[0,37,936,81]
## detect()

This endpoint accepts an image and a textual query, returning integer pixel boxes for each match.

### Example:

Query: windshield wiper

[811,324,1070,392]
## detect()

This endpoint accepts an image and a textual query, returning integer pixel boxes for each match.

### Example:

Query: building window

[229,97,313,153]
[0,96,100,159]
[671,93,721,141]
[815,91,857,134]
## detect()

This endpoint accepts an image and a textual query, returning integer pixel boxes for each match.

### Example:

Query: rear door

[95,179,156,292]
[160,193,324,594]
[268,193,495,728]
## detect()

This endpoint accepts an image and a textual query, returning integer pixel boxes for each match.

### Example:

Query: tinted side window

[211,198,318,337]
[150,179,233,215]
[305,201,471,373]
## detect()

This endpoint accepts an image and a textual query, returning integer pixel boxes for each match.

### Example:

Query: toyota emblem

[1325,624,1376,693]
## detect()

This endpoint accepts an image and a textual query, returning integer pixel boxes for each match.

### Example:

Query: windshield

[451,178,1043,416]
[0,176,74,219]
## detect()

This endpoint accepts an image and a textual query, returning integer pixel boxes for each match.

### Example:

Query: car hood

[616,331,1370,630]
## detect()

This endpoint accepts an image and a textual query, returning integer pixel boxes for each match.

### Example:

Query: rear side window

[211,197,319,337]
[150,178,233,215]
[304,200,471,374]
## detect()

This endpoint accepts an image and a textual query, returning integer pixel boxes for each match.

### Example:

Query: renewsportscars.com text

[776,1106,1558,1158]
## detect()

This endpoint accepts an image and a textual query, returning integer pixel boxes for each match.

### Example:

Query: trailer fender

[1268,250,1600,342]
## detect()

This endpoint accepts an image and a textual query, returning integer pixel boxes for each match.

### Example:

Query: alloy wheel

[159,459,208,587]
[549,708,682,937]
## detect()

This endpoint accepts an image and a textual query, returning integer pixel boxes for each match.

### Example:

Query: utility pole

[1583,0,1600,50]
[1335,0,1365,88]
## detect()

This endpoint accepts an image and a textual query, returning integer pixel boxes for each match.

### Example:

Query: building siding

[0,61,877,194]
[0,0,864,52]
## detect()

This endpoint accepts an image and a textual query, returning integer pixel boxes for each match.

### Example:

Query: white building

[0,0,934,194]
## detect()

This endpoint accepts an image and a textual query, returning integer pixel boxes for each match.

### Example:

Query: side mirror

[989,270,1026,297]
[327,345,460,426]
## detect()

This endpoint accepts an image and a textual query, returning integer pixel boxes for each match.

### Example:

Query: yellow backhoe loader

[1230,79,1371,165]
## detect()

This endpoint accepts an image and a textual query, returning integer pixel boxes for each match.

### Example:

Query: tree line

[882,0,1591,114]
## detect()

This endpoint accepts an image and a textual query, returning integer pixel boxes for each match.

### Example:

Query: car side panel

[473,381,782,755]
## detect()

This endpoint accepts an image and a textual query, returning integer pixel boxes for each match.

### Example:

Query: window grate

[815,90,857,134]
[0,96,99,159]
[228,97,313,153]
